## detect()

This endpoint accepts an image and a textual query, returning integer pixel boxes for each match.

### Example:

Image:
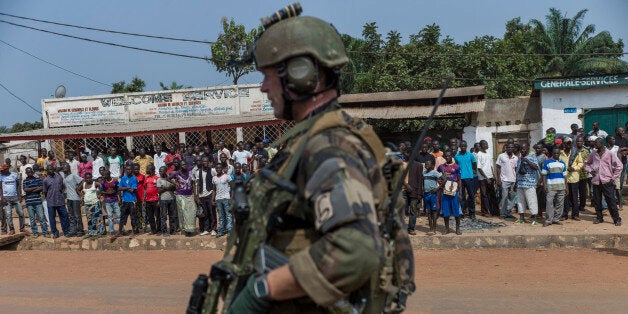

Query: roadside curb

[410,233,625,249]
[14,235,229,251]
[6,232,625,251]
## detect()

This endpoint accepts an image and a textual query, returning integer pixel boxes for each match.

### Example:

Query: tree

[528,8,627,77]
[0,125,9,134]
[111,76,146,94]
[209,17,261,85]
[159,81,191,90]
[9,121,43,133]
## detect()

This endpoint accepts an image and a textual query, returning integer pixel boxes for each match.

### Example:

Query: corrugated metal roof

[344,101,485,119]
[339,86,485,103]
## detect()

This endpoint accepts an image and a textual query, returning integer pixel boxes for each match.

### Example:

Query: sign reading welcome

[43,84,270,128]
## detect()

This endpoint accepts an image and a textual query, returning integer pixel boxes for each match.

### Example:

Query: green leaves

[0,121,44,133]
[111,76,146,94]
[209,17,261,85]
[159,81,190,90]
[527,8,627,77]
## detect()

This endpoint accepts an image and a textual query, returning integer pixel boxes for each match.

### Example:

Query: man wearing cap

[559,137,584,220]
[263,138,277,161]
[0,164,25,235]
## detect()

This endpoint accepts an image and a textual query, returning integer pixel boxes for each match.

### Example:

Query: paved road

[0,248,626,313]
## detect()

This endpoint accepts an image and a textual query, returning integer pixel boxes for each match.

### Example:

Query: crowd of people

[401,121,627,235]
[0,138,277,239]
[0,122,625,239]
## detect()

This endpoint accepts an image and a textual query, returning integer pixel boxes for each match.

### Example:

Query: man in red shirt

[164,145,182,175]
[133,163,147,233]
[144,164,161,234]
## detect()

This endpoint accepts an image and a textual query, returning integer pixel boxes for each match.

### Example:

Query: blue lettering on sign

[563,107,577,113]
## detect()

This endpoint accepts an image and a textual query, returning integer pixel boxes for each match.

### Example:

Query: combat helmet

[254,16,349,70]
[253,3,348,94]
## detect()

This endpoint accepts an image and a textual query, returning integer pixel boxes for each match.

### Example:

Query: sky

[0,0,626,127]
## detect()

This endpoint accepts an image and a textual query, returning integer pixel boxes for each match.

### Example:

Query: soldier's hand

[228,275,271,314]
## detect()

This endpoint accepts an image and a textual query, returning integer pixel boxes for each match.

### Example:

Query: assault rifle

[187,166,296,314]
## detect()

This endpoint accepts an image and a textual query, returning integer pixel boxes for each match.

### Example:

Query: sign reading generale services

[534,75,628,90]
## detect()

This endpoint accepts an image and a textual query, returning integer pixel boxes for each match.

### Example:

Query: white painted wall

[541,107,583,134]
[541,85,628,134]
[463,123,543,158]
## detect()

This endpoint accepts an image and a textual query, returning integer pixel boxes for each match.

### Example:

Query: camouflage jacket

[264,100,386,309]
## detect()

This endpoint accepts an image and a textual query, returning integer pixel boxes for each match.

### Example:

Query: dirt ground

[1,248,627,313]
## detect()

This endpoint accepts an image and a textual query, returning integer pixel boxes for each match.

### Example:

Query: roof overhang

[0,113,280,141]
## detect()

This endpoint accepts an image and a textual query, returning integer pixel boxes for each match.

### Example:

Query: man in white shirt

[212,163,232,237]
[215,141,231,161]
[91,150,104,180]
[65,152,80,176]
[212,153,234,177]
[154,145,167,172]
[588,121,608,139]
[476,140,498,216]
[496,143,518,218]
[231,141,252,166]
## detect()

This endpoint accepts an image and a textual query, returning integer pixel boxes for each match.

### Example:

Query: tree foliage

[111,76,146,94]
[336,7,625,133]
[0,121,44,134]
[209,17,261,85]
[528,8,626,77]
[159,81,191,90]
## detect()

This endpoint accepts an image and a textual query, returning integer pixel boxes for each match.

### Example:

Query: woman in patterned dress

[169,160,198,237]
[437,150,463,235]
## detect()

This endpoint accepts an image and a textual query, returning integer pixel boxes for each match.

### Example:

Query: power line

[0,82,42,114]
[0,19,209,61]
[347,50,628,57]
[0,12,214,45]
[0,39,112,87]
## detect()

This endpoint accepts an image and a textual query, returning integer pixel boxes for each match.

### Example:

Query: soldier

[227,9,409,314]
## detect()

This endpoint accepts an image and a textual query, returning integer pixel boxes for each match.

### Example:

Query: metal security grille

[209,129,238,148]
[47,122,295,159]
[132,135,154,152]
[154,133,179,152]
[185,131,208,148]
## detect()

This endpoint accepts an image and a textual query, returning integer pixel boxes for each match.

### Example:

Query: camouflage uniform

[221,8,414,313]
[258,101,386,312]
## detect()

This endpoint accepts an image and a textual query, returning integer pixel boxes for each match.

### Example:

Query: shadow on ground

[592,247,628,257]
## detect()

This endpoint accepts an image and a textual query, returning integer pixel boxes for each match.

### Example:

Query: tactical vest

[235,105,414,313]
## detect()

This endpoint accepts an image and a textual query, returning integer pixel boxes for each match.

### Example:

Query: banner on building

[43,84,270,128]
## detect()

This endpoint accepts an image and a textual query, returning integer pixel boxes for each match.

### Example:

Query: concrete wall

[476,97,542,125]
[540,85,628,134]
[464,97,542,157]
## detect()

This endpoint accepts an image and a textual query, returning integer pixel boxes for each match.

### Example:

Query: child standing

[423,160,442,236]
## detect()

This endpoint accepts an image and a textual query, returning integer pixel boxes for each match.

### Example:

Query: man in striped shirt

[541,148,567,227]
